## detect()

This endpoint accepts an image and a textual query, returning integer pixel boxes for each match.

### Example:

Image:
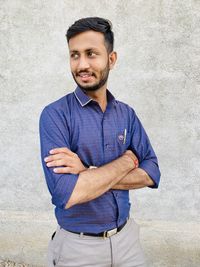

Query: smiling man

[70,30,110,93]
[39,17,161,267]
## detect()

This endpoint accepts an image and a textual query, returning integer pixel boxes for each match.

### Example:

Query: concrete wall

[0,0,199,266]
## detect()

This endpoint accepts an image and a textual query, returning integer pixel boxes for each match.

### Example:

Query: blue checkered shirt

[39,87,161,233]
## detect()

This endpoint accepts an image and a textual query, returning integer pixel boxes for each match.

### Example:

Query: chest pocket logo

[118,134,124,142]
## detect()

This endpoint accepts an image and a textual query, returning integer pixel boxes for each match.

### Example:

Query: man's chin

[76,82,101,92]
[81,86,100,92]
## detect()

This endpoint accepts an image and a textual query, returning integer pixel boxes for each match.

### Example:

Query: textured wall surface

[0,0,200,266]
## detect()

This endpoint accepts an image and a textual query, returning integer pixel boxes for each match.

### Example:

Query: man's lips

[76,72,95,82]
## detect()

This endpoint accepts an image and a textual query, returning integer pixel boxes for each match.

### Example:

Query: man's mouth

[77,72,95,82]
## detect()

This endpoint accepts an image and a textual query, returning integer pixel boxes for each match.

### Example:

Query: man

[39,17,161,267]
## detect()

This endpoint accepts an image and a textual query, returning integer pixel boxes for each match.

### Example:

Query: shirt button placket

[103,114,109,152]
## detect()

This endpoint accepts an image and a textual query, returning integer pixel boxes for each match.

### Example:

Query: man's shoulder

[45,91,74,110]
[39,91,76,123]
[115,99,136,115]
[40,90,76,115]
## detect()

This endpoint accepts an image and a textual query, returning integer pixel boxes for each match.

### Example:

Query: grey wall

[0,1,200,266]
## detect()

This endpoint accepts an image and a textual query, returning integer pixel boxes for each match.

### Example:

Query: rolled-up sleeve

[130,110,161,188]
[39,106,79,208]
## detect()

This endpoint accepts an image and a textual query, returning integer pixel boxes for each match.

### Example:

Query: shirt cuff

[51,173,79,209]
[139,160,161,188]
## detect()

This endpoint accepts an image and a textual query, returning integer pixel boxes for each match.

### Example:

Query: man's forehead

[68,30,106,51]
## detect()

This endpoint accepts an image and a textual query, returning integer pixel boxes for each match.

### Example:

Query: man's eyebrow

[69,50,79,53]
[85,48,99,52]
[70,47,99,53]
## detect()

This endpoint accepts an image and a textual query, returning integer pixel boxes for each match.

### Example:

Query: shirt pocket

[116,131,131,153]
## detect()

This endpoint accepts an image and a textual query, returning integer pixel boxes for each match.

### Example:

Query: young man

[39,17,161,267]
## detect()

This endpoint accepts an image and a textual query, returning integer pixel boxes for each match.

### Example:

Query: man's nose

[77,56,90,70]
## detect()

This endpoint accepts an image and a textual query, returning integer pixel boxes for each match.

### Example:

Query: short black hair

[66,17,114,53]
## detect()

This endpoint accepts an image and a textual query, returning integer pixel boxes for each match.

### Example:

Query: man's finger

[49,147,74,156]
[44,154,61,162]
[44,153,70,163]
[46,159,66,167]
[47,157,74,167]
[53,167,72,174]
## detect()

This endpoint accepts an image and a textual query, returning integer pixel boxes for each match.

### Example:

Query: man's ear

[109,51,117,70]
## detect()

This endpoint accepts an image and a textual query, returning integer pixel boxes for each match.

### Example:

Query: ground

[0,261,30,267]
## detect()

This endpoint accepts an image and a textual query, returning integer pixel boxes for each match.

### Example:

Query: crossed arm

[44,148,154,209]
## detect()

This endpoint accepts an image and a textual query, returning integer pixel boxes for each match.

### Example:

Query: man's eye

[88,52,96,57]
[71,54,79,59]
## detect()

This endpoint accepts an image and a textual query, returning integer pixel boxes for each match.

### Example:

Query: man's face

[68,30,111,92]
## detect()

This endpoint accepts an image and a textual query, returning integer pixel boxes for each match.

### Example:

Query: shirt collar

[74,86,116,107]
[74,86,92,107]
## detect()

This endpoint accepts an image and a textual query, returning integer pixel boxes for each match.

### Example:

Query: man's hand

[44,147,139,175]
[44,147,87,174]
[123,150,139,168]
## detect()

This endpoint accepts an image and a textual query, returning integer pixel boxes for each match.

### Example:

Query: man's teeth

[79,73,92,77]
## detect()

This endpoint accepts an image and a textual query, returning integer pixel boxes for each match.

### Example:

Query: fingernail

[49,150,54,154]
[44,157,48,162]
[53,168,57,172]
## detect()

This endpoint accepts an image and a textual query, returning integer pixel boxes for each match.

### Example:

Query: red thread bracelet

[134,159,139,168]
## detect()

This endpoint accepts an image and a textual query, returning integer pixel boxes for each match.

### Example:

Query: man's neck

[84,85,107,112]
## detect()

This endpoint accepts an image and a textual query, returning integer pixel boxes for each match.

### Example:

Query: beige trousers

[47,218,147,267]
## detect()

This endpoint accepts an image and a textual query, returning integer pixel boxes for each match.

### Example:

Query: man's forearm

[65,154,134,209]
[111,167,154,190]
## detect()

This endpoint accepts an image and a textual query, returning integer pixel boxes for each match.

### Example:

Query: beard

[71,62,110,92]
